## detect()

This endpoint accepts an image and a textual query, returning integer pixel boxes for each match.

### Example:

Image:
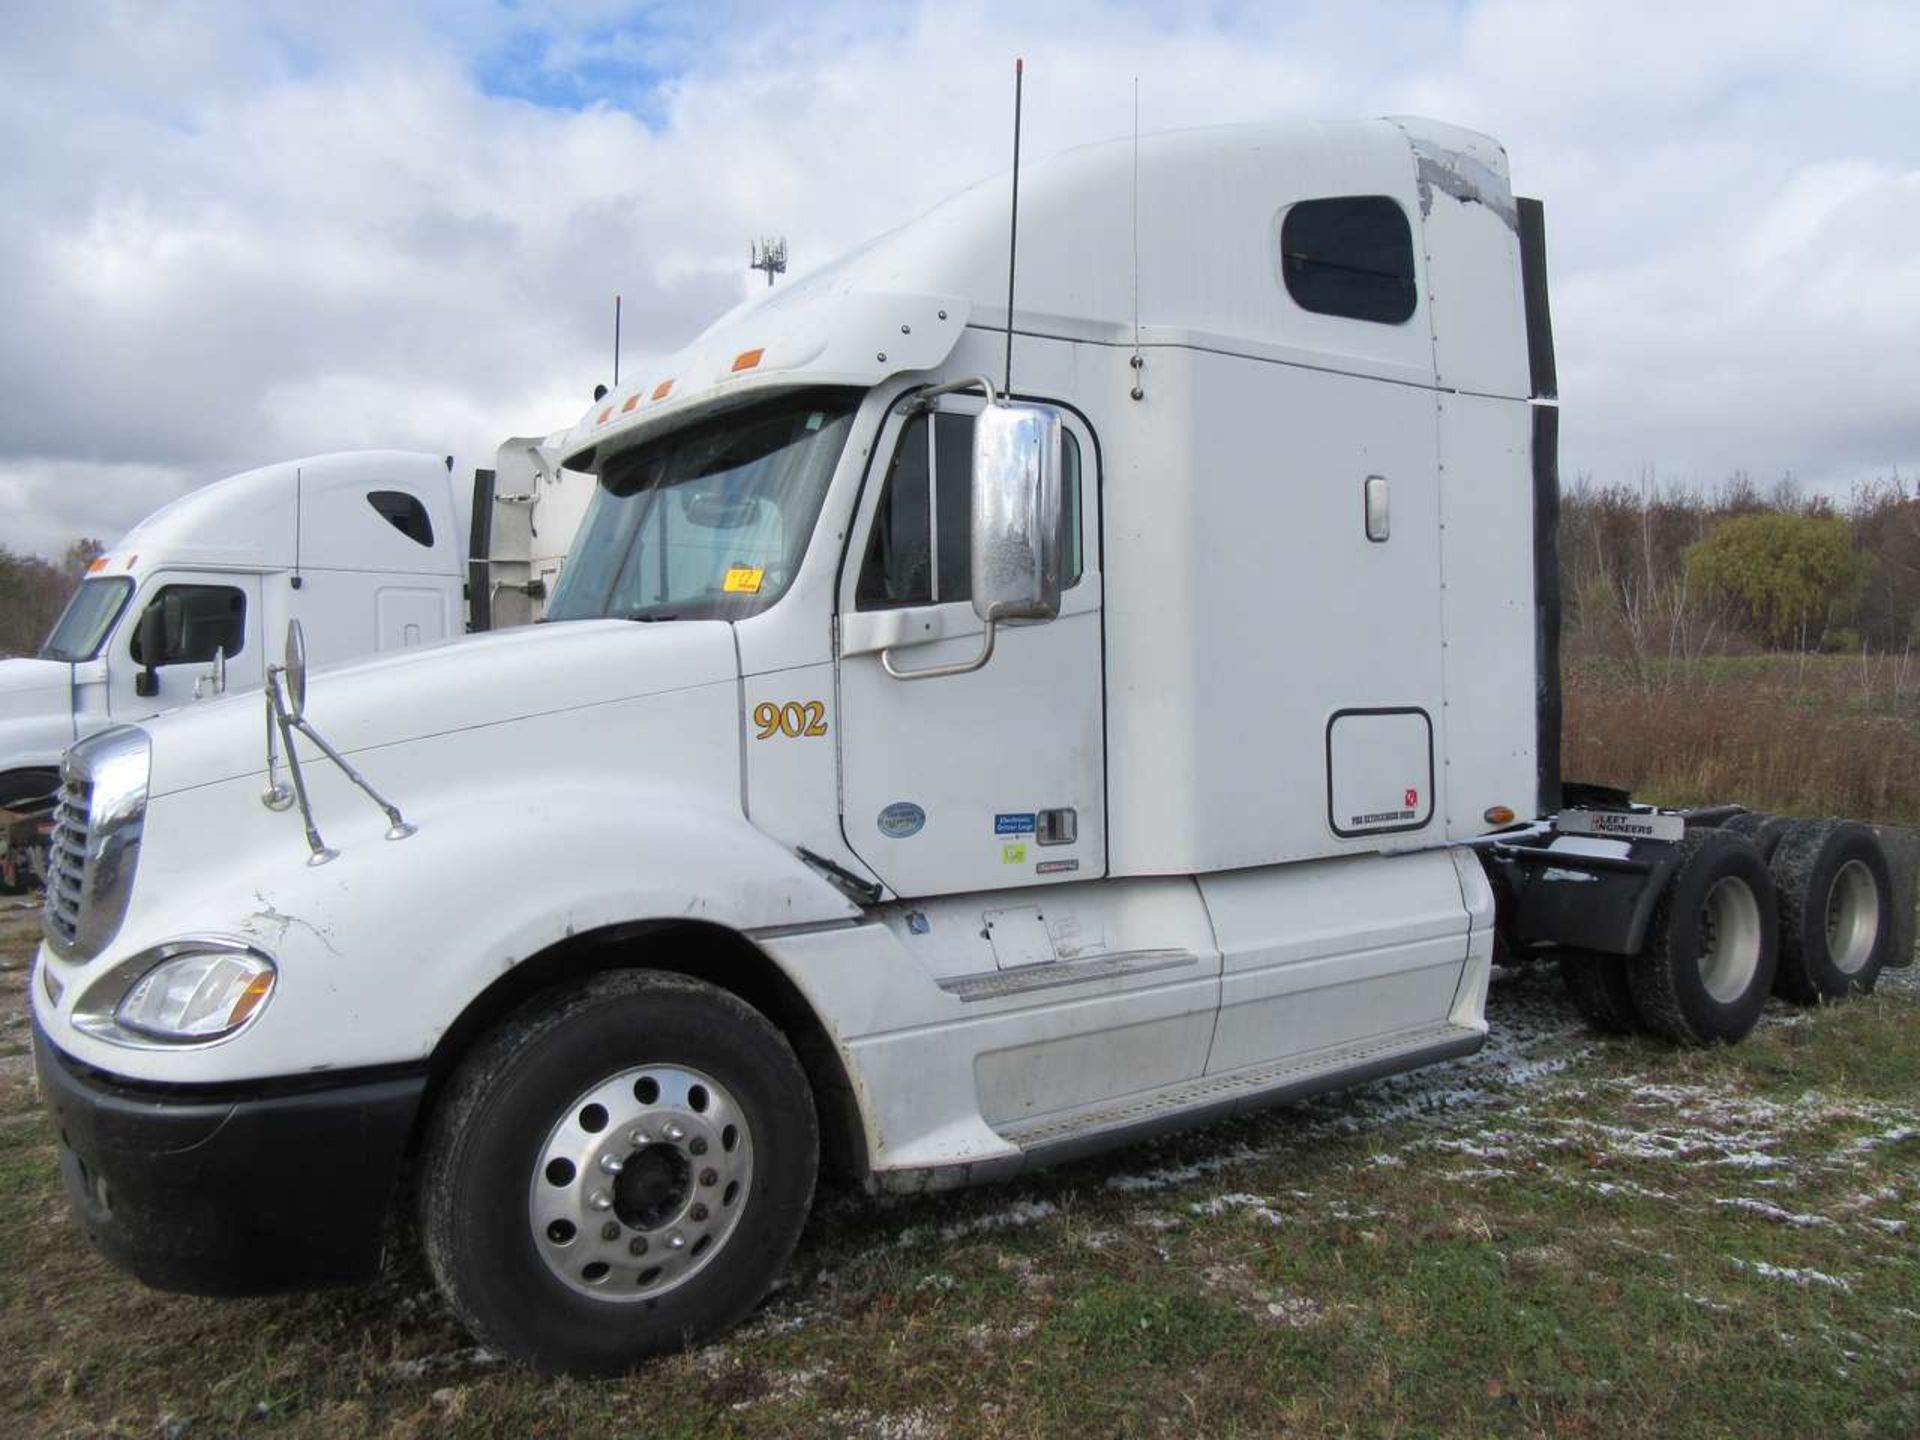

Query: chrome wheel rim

[1826,859,1881,975]
[527,1064,754,1302]
[1698,875,1762,1004]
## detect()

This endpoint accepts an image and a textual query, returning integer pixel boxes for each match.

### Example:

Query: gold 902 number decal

[754,700,829,739]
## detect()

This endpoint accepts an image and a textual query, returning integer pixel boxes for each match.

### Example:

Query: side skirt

[873,1020,1483,1194]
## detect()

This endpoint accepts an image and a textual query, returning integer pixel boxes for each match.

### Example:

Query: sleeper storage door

[836,397,1103,898]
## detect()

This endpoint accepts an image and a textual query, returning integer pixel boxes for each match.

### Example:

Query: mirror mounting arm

[910,373,1000,412]
[880,620,997,682]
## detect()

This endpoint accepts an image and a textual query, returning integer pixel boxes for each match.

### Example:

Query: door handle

[880,620,997,681]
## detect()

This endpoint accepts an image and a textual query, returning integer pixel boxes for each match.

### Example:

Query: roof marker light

[87,556,109,573]
[652,379,675,401]
[731,347,765,373]
[596,407,614,425]
[621,394,640,413]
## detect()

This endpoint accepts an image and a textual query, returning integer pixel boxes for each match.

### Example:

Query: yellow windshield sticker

[723,565,765,594]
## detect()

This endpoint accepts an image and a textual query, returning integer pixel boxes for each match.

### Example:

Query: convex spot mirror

[282,620,308,721]
[970,402,1064,624]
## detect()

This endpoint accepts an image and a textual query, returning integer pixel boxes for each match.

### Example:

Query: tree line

[0,540,104,658]
[1560,473,1918,661]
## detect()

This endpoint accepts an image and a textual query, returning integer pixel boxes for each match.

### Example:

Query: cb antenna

[750,236,788,287]
[613,294,622,386]
[1003,58,1024,398]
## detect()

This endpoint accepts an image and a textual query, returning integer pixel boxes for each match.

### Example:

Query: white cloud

[1,0,1917,558]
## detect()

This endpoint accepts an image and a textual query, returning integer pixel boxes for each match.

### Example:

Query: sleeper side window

[128,584,246,664]
[1280,196,1417,325]
[368,490,435,547]
[857,409,1083,610]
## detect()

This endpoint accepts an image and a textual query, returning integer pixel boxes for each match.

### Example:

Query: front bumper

[33,1015,426,1296]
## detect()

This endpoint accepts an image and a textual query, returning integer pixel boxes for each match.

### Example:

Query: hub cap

[1826,859,1881,975]
[527,1064,753,1301]
[1698,875,1762,1004]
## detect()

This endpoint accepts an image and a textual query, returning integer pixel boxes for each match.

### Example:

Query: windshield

[546,388,861,623]
[39,576,133,662]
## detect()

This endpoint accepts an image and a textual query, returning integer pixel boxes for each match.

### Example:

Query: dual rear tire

[1560,815,1896,1042]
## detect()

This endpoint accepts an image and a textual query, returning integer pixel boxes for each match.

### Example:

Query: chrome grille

[40,726,148,960]
[42,774,92,950]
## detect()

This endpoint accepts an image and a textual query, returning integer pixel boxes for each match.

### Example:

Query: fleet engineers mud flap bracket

[1483,810,1688,959]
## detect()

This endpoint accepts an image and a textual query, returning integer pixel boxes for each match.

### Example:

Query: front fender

[35,766,861,1084]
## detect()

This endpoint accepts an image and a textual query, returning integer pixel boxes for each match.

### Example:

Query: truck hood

[0,656,71,700]
[0,657,75,774]
[143,620,739,799]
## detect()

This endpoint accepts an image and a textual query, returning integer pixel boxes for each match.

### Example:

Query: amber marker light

[652,378,676,401]
[731,347,765,372]
[1483,805,1517,826]
[228,969,276,1028]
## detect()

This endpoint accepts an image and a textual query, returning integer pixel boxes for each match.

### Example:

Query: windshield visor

[546,388,861,623]
[39,576,133,662]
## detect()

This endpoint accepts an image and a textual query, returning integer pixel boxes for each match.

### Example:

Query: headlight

[72,940,276,1047]
[117,952,276,1040]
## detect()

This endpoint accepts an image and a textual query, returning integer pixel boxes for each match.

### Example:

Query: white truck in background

[27,116,1907,1376]
[0,440,590,891]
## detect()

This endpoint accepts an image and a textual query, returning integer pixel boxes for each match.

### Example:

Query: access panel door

[836,397,1104,898]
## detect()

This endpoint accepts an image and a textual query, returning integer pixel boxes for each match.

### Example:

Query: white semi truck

[28,117,1902,1375]
[0,438,589,891]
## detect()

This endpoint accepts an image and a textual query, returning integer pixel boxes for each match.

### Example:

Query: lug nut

[601,1221,621,1241]
[599,1154,624,1174]
[690,1203,710,1222]
[589,1190,613,1211]
[664,1123,687,1142]
[627,1128,648,1146]
[689,1137,709,1156]
[667,1232,687,1250]
[700,1168,719,1187]
[629,1236,649,1256]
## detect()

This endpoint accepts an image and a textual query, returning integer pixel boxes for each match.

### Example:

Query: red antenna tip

[1016,58,1023,73]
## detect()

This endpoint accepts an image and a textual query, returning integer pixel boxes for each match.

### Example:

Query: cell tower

[750,236,788,287]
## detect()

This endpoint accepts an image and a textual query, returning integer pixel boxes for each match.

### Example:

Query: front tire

[1627,829,1778,1046]
[420,970,818,1375]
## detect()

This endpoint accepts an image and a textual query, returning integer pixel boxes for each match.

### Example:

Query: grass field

[1564,652,1920,825]
[5,894,1917,1439]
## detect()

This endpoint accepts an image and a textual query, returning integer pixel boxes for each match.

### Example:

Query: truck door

[109,573,264,717]
[836,394,1104,898]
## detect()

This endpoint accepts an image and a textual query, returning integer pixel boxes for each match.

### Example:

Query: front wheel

[420,970,819,1375]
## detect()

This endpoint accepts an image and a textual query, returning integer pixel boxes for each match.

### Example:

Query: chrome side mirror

[877,391,1066,684]
[971,402,1064,624]
[283,620,308,722]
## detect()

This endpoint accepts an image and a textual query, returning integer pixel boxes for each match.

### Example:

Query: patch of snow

[1728,1257,1853,1292]
[1714,1197,1836,1228]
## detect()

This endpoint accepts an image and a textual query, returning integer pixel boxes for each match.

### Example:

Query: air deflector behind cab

[1326,708,1434,839]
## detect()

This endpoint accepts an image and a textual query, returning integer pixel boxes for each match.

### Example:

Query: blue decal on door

[994,813,1036,835]
[878,802,926,839]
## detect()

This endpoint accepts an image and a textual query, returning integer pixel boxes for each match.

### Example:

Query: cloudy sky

[2,0,1916,557]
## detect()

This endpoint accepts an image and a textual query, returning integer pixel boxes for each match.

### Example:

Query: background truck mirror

[134,604,165,697]
[970,403,1064,624]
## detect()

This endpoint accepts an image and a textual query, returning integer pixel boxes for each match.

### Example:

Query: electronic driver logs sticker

[723,565,765,594]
